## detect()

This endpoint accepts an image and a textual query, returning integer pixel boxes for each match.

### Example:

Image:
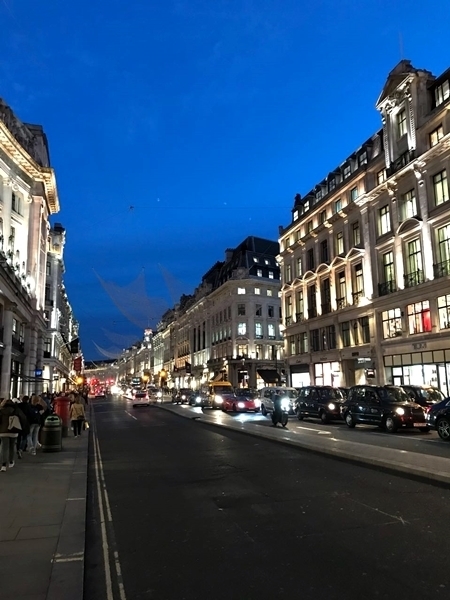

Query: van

[206,381,234,409]
[259,386,298,416]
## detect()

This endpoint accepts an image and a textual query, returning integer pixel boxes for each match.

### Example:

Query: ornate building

[279,61,450,392]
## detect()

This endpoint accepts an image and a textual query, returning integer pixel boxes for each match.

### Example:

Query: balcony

[404,270,424,288]
[378,280,396,296]
[434,260,450,279]
[321,302,332,315]
[352,290,364,305]
[285,316,292,326]
[295,312,304,322]
[336,297,346,310]
[308,307,317,319]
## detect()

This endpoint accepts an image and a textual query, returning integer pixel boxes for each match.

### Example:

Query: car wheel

[437,417,450,441]
[261,405,267,416]
[297,410,304,421]
[320,411,328,424]
[344,412,355,428]
[384,416,398,433]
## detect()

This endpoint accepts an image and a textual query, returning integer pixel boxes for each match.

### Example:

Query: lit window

[407,301,431,334]
[438,294,450,330]
[268,271,274,279]
[397,108,407,138]
[255,322,263,339]
[268,323,275,339]
[264,259,270,265]
[378,205,391,236]
[257,268,263,277]
[238,322,247,336]
[293,210,299,221]
[382,251,395,285]
[304,200,310,212]
[334,198,342,213]
[350,187,358,202]
[377,169,387,185]
[430,125,444,148]
[433,170,449,206]
[436,226,450,277]
[254,288,261,295]
[253,257,259,263]
[296,257,302,277]
[382,308,402,339]
[405,239,424,287]
[336,231,344,255]
[358,152,368,167]
[435,80,450,106]
[352,222,360,246]
[400,189,417,220]
[267,289,273,297]
[343,165,351,179]
[285,264,292,282]
[237,287,246,294]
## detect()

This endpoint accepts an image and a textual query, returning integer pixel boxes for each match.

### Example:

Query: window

[433,170,449,206]
[11,192,22,215]
[296,257,302,277]
[254,288,261,295]
[315,189,323,202]
[436,225,450,277]
[268,271,274,279]
[438,295,450,329]
[285,264,292,282]
[238,322,247,335]
[397,108,407,138]
[337,271,346,308]
[352,222,360,246]
[327,325,337,349]
[334,198,342,213]
[407,301,431,334]
[378,205,391,236]
[268,323,275,339]
[336,231,344,255]
[343,165,351,179]
[304,200,310,212]
[350,187,358,202]
[321,278,331,314]
[9,226,15,252]
[255,344,263,358]
[253,257,259,263]
[341,322,350,347]
[296,290,303,321]
[293,210,299,221]
[264,259,270,265]
[380,251,395,294]
[308,284,317,318]
[307,248,315,271]
[285,296,292,325]
[238,287,245,294]
[328,178,336,192]
[297,332,308,354]
[377,169,387,185]
[44,338,51,353]
[255,304,262,316]
[267,289,273,297]
[12,318,18,334]
[257,268,263,277]
[255,322,263,339]
[435,80,450,106]
[382,308,402,339]
[46,261,51,276]
[400,189,417,220]
[353,263,364,304]
[310,329,320,352]
[405,239,424,287]
[359,152,368,167]
[360,316,370,344]
[319,210,326,224]
[430,125,444,148]
[268,305,274,318]
[320,239,329,263]
[307,220,313,233]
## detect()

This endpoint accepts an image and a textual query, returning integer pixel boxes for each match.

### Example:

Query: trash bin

[41,415,62,452]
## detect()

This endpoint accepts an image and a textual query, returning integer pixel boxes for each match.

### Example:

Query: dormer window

[435,80,450,106]
[397,108,407,138]
[293,209,299,221]
[358,151,368,167]
[328,178,336,192]
[315,189,322,202]
[343,165,351,179]
[304,200,310,212]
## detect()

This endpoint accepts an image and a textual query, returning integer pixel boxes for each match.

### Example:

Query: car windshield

[279,390,298,399]
[317,388,343,400]
[419,388,445,402]
[235,390,257,398]
[384,387,409,402]
[214,386,233,394]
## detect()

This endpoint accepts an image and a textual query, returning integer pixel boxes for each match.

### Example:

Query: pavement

[0,423,89,600]
[158,397,450,487]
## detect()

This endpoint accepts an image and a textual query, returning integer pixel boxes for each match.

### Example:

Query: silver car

[259,387,298,416]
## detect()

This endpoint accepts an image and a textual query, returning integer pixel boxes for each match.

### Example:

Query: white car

[132,390,150,407]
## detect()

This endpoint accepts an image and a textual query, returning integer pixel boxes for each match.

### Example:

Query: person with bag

[28,395,45,455]
[16,395,31,458]
[0,398,27,471]
[69,396,85,438]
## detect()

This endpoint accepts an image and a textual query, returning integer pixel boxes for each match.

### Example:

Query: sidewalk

[159,401,450,487]
[0,430,88,600]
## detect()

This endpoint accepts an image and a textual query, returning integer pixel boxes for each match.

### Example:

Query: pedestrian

[28,395,45,455]
[0,398,28,471]
[69,396,85,437]
[16,395,31,458]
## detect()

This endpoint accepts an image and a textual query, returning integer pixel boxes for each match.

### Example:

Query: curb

[46,430,89,600]
[157,403,450,489]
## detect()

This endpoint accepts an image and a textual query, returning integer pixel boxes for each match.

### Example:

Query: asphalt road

[85,396,450,600]
[164,400,450,459]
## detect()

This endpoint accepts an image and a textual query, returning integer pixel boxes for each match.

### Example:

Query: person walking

[28,395,45,455]
[69,396,85,437]
[16,395,31,458]
[0,398,27,471]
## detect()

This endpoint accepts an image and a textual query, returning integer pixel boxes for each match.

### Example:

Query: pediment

[345,247,365,260]
[376,60,417,107]
[302,270,316,281]
[331,255,346,268]
[316,262,330,274]
[396,217,422,236]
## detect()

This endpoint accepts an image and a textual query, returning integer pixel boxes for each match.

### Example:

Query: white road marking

[125,410,137,420]
[67,497,85,501]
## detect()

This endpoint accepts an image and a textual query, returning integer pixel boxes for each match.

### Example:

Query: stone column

[415,168,433,281]
[0,305,14,398]
[360,207,374,300]
[2,179,13,252]
[26,326,39,395]
[35,331,44,395]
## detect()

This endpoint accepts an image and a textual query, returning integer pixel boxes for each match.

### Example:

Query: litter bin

[41,415,62,452]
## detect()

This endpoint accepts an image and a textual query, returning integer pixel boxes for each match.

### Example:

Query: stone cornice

[0,121,59,214]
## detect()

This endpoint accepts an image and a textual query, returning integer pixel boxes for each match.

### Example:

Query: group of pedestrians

[0,394,51,472]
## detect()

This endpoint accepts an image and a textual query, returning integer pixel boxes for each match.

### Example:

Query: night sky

[0,0,448,359]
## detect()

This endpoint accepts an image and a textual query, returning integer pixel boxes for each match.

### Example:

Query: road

[85,395,450,600]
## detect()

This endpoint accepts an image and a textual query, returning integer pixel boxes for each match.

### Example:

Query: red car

[222,389,261,413]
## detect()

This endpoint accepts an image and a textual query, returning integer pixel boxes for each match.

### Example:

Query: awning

[257,369,280,384]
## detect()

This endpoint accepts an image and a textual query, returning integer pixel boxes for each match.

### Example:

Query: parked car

[338,387,350,400]
[188,391,209,407]
[259,387,298,416]
[132,390,150,407]
[222,389,261,413]
[172,388,191,404]
[296,386,345,423]
[341,385,428,433]
[426,397,450,440]
[399,385,445,407]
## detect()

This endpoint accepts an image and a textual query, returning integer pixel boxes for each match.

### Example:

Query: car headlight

[238,402,245,408]
[281,398,290,411]
[215,395,223,404]
[181,395,186,400]
[254,399,261,407]
[395,407,405,416]
[196,396,202,403]
[156,391,162,398]
[328,403,335,411]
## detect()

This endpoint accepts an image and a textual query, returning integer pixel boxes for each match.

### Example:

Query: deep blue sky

[0,0,448,359]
